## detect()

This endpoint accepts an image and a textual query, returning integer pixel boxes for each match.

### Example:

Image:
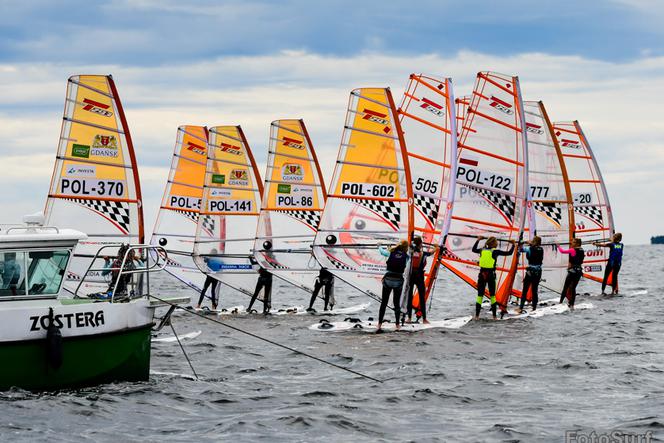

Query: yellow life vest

[479,248,496,269]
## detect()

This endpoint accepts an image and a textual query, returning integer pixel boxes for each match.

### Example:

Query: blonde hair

[391,240,409,253]
[531,235,542,246]
[485,237,498,249]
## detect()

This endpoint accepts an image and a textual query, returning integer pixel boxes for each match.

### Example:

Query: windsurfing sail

[312,88,413,301]
[455,95,471,137]
[193,126,263,297]
[253,119,327,292]
[440,72,529,309]
[150,125,209,292]
[397,74,458,309]
[513,101,574,298]
[45,75,143,295]
[553,120,614,283]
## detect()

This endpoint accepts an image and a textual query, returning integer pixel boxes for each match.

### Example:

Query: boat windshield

[0,250,71,298]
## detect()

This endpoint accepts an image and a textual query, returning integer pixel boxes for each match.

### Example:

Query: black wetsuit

[519,245,544,311]
[407,248,431,321]
[472,239,515,318]
[248,268,272,314]
[560,247,585,307]
[308,268,334,311]
[379,248,408,325]
[602,242,624,293]
[198,275,218,307]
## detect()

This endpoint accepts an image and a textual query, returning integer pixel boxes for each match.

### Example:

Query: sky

[0,0,662,244]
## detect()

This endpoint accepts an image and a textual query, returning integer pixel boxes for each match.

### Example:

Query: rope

[169,322,199,380]
[151,294,383,384]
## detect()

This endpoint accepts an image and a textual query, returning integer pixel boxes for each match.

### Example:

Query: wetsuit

[198,275,218,308]
[378,246,408,325]
[308,268,334,311]
[197,257,224,307]
[247,268,272,314]
[602,242,624,294]
[519,245,544,311]
[559,246,585,307]
[471,239,515,318]
[406,247,431,321]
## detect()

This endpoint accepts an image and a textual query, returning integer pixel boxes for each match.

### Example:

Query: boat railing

[4,226,60,235]
[74,244,169,302]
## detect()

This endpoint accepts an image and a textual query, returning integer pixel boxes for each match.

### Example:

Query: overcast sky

[1,0,662,243]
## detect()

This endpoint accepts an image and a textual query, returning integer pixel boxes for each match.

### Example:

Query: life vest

[386,250,408,274]
[479,248,496,269]
[569,248,585,267]
[411,249,426,272]
[527,246,544,266]
[609,242,623,264]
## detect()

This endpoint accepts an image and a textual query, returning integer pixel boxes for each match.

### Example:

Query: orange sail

[150,126,209,292]
[312,88,413,301]
[45,75,143,295]
[254,119,327,293]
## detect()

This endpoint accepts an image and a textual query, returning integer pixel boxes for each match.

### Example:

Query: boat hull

[0,324,152,390]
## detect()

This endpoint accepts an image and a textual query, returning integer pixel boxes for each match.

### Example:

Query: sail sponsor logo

[30,310,105,331]
[526,123,544,135]
[420,97,445,117]
[489,96,514,115]
[292,185,313,194]
[229,169,248,186]
[211,174,225,184]
[91,134,119,158]
[560,138,581,149]
[71,144,91,159]
[277,184,291,194]
[210,188,232,197]
[282,136,304,150]
[65,164,96,177]
[81,98,113,117]
[361,108,391,133]
[281,163,304,182]
[586,249,605,257]
[170,195,201,210]
[584,265,602,273]
[219,142,242,156]
[186,141,206,156]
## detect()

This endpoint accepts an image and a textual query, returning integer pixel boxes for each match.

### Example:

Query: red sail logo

[420,97,445,117]
[489,96,514,115]
[219,142,242,156]
[282,137,304,150]
[526,123,544,135]
[186,141,206,156]
[560,138,581,149]
[362,108,391,133]
[82,98,113,117]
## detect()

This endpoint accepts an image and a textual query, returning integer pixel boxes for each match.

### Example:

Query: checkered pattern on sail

[575,205,603,225]
[347,198,400,229]
[414,193,439,226]
[277,210,321,230]
[174,209,199,223]
[327,253,356,271]
[66,198,131,234]
[440,245,463,262]
[201,214,215,233]
[533,201,563,225]
[474,188,515,222]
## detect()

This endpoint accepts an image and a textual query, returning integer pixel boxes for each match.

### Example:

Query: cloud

[1,49,663,243]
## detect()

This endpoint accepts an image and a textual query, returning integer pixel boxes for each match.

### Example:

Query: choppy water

[1,245,663,442]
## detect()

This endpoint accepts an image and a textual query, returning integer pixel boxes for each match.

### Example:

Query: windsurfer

[594,233,623,295]
[376,240,409,332]
[196,253,223,310]
[307,268,334,313]
[558,238,585,309]
[247,266,272,314]
[406,237,435,324]
[102,244,144,296]
[472,236,516,320]
[516,236,544,314]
